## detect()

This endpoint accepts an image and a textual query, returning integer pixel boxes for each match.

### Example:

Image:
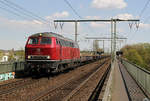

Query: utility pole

[54,19,139,62]
[111,19,114,63]
[75,21,78,42]
[98,40,105,53]
[113,19,117,61]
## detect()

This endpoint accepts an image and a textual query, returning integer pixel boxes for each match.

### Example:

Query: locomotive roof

[30,32,75,42]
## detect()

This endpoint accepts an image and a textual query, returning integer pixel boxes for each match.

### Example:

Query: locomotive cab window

[28,37,39,44]
[40,37,51,44]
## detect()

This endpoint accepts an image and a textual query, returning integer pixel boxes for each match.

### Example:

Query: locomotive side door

[58,39,62,61]
[56,38,62,61]
[60,40,62,61]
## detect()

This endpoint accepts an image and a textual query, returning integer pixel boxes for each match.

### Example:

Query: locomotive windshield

[28,37,39,44]
[28,37,51,45]
[40,37,51,44]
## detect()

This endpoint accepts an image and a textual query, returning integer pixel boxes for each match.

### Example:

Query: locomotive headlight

[28,56,31,59]
[47,56,50,59]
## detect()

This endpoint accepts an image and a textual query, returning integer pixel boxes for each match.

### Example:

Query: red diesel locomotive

[25,32,80,74]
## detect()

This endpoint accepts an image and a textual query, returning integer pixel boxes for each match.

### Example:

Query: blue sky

[0,0,150,51]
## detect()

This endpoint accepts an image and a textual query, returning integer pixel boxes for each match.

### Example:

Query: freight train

[24,32,103,75]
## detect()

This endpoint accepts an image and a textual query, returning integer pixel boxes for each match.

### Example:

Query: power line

[0,0,50,25]
[0,1,40,21]
[63,0,82,19]
[4,0,51,23]
[0,6,48,25]
[139,0,150,18]
[63,0,97,35]
[0,6,26,19]
[143,15,150,23]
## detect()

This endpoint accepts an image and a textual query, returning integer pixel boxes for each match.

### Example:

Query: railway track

[0,78,48,101]
[0,58,109,101]
[0,78,33,94]
[63,60,110,101]
[30,59,110,101]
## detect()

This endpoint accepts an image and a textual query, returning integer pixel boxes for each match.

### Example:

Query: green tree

[15,49,25,61]
[8,50,15,61]
[0,51,4,60]
[121,43,150,71]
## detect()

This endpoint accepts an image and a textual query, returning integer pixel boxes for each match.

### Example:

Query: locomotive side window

[60,40,63,46]
[40,37,51,44]
[56,38,62,45]
[69,42,72,47]
[61,40,65,46]
[28,37,39,44]
[56,39,59,45]
[70,43,74,47]
[66,41,69,47]
[59,39,63,46]
[59,39,74,47]
[64,41,67,46]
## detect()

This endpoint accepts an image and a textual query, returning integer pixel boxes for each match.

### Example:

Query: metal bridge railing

[121,58,150,96]
[0,62,14,74]
[0,61,25,74]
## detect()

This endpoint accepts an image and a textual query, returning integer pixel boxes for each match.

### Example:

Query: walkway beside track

[118,61,148,101]
[111,60,129,101]
[103,60,148,101]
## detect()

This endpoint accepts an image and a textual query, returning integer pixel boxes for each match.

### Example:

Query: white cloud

[33,20,43,25]
[2,18,47,31]
[85,16,106,28]
[90,22,105,28]
[0,14,75,49]
[114,13,134,20]
[91,0,127,9]
[85,16,100,19]
[139,23,150,29]
[0,11,70,32]
[53,11,69,18]
[46,11,69,20]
